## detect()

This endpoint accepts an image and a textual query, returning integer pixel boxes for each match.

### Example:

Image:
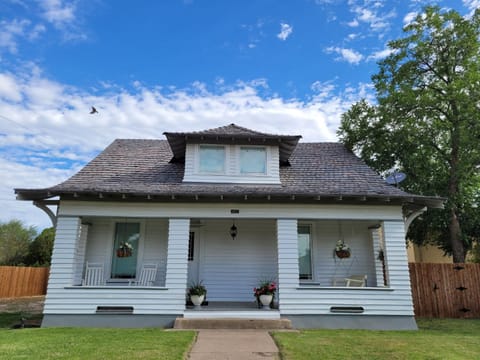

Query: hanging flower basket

[335,240,351,258]
[116,242,133,257]
[335,249,351,258]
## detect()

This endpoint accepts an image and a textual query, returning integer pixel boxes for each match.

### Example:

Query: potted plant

[188,281,207,308]
[116,241,133,257]
[254,280,277,309]
[335,239,351,258]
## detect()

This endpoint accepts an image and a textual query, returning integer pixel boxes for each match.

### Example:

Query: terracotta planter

[259,294,273,309]
[335,249,351,259]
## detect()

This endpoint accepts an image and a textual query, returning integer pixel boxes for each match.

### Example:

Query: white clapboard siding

[183,143,281,184]
[143,219,168,286]
[59,201,403,221]
[44,218,190,315]
[313,221,377,287]
[277,220,415,316]
[199,219,277,301]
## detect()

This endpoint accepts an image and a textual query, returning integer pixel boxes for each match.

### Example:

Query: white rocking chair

[129,263,158,286]
[345,274,367,287]
[82,262,105,286]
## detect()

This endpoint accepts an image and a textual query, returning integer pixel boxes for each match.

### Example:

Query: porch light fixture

[230,221,237,240]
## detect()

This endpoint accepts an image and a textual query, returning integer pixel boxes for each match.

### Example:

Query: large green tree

[24,227,55,266]
[0,220,37,265]
[338,6,480,262]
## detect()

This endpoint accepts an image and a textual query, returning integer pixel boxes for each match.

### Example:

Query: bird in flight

[90,106,99,114]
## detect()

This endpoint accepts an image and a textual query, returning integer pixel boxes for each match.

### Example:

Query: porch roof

[15,138,444,208]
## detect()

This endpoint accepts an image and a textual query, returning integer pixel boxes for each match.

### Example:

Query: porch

[42,202,416,329]
[76,217,386,295]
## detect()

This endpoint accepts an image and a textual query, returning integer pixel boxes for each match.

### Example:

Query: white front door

[187,231,200,287]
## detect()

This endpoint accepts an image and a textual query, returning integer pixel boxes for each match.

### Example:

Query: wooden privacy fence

[409,263,480,318]
[0,266,49,298]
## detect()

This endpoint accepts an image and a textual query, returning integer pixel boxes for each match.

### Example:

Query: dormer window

[199,145,225,174]
[240,147,266,174]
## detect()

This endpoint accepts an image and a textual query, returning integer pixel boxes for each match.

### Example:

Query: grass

[1,312,478,360]
[273,318,480,360]
[0,314,195,360]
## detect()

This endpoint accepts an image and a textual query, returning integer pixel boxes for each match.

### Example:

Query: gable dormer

[164,124,301,184]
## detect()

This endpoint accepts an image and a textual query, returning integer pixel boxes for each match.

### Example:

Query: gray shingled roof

[15,138,443,208]
[164,123,301,163]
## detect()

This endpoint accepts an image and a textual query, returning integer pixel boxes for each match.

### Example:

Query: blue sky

[0,0,476,230]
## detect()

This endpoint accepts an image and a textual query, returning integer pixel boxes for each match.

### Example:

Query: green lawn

[1,313,478,360]
[272,318,480,360]
[0,314,195,360]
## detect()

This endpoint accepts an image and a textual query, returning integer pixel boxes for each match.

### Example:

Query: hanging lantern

[230,221,237,240]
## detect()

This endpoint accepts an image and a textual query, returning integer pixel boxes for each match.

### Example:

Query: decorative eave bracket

[404,206,427,233]
[33,200,59,227]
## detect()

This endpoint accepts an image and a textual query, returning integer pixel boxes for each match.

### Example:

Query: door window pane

[240,147,266,174]
[111,223,140,279]
[199,145,225,173]
[298,225,312,280]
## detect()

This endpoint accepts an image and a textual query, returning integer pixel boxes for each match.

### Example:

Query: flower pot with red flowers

[254,280,277,309]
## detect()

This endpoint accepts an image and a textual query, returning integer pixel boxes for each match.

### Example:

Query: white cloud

[277,23,293,41]
[347,19,359,27]
[347,0,396,36]
[0,18,30,53]
[403,11,418,26]
[0,73,22,101]
[38,0,76,27]
[0,68,374,229]
[28,23,46,40]
[325,46,364,64]
[36,0,86,41]
[463,0,480,17]
[367,48,394,61]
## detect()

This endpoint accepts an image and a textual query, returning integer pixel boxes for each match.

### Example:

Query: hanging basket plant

[335,240,351,259]
[116,242,133,257]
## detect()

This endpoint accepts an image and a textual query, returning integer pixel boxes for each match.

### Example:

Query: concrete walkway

[188,330,279,360]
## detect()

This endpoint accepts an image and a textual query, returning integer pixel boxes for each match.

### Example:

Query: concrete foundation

[41,314,179,328]
[285,315,418,330]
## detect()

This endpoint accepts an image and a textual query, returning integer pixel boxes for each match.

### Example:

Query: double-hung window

[199,145,225,174]
[298,225,313,280]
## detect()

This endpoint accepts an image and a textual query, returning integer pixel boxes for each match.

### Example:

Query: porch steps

[174,318,292,330]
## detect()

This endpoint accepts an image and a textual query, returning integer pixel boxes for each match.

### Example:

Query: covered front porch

[42,201,413,328]
[71,216,387,301]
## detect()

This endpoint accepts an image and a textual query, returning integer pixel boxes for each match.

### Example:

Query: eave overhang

[14,188,445,209]
[163,131,302,164]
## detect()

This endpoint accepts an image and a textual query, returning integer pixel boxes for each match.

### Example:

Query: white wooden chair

[129,263,158,286]
[345,274,367,287]
[82,262,105,286]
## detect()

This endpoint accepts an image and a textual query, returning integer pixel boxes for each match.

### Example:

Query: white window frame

[107,220,145,283]
[298,223,314,282]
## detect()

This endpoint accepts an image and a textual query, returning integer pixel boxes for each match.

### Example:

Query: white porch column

[277,219,299,309]
[165,218,190,309]
[72,223,89,286]
[382,221,415,314]
[46,216,82,291]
